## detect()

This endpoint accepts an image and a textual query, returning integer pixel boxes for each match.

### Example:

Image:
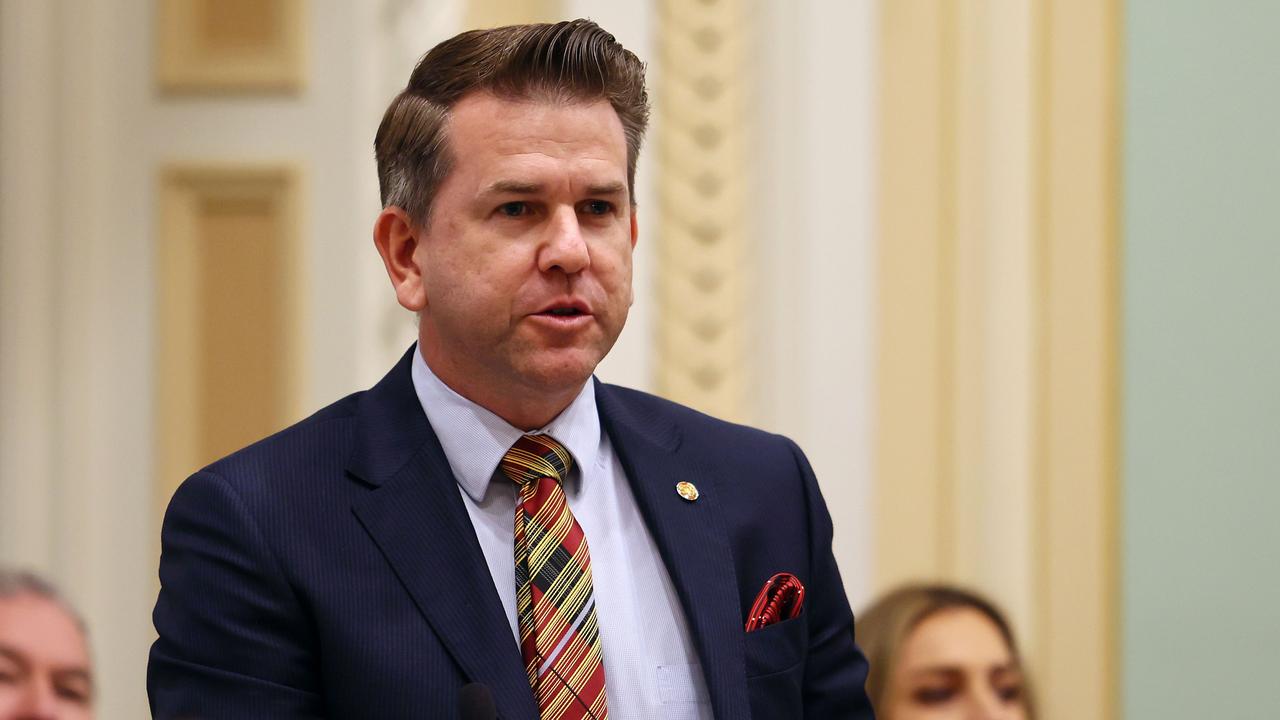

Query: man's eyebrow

[0,645,30,670]
[481,180,627,196]
[53,667,94,685]
[483,180,542,195]
[585,181,626,196]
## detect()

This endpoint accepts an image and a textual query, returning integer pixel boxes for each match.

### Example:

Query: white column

[0,0,59,573]
[757,0,880,608]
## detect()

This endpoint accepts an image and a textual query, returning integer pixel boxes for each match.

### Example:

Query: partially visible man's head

[375,19,649,226]
[0,572,92,720]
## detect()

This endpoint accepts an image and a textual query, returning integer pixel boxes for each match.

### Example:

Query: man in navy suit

[149,19,873,720]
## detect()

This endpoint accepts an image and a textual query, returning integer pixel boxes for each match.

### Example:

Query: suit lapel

[347,349,537,719]
[596,381,751,719]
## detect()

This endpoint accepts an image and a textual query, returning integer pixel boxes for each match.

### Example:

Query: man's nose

[9,680,59,720]
[538,206,590,275]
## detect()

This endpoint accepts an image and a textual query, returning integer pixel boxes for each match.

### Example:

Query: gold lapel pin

[675,481,700,502]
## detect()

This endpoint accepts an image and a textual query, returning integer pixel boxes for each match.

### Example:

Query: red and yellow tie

[500,434,609,720]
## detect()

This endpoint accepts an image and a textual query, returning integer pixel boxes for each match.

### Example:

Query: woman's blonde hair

[855,584,1036,719]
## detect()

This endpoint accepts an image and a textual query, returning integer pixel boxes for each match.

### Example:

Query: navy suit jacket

[149,348,874,719]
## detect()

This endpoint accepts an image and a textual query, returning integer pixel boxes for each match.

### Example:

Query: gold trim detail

[155,165,306,511]
[156,0,306,94]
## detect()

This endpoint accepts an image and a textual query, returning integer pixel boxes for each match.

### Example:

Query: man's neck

[418,349,584,431]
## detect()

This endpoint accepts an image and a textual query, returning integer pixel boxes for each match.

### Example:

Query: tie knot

[499,434,573,486]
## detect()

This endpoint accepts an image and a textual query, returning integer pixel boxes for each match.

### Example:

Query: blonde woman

[856,585,1034,720]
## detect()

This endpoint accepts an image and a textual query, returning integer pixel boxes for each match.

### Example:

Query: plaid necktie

[500,434,609,720]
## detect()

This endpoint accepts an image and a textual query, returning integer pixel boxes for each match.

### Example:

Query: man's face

[0,594,93,720]
[414,92,637,411]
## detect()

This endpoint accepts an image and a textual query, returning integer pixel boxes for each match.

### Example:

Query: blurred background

[0,0,1276,717]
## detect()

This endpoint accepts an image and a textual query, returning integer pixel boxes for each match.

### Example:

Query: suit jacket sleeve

[149,470,325,719]
[786,439,876,719]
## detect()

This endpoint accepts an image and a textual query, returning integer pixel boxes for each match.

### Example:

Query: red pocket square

[745,572,805,632]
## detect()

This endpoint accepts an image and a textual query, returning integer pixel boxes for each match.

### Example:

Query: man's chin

[515,353,602,394]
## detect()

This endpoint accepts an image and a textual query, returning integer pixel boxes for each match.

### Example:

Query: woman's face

[883,607,1028,720]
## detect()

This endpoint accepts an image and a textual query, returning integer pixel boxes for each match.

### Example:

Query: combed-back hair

[374,19,650,226]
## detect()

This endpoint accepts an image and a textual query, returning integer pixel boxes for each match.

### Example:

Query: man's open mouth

[536,299,591,317]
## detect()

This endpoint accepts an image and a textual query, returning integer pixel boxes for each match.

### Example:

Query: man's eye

[498,201,529,217]
[581,200,612,215]
[55,683,92,705]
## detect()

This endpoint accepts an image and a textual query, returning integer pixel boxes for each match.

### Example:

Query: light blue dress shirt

[410,349,712,719]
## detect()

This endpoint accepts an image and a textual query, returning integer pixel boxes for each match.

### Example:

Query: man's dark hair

[374,19,650,226]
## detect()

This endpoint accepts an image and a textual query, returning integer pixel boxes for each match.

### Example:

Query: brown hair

[374,19,650,226]
[855,584,1037,719]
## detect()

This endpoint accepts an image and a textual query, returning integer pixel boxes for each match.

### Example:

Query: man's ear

[373,206,427,312]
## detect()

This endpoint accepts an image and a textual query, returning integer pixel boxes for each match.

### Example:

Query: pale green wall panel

[1123,1,1280,718]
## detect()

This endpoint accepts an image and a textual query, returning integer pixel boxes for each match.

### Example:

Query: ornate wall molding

[654,0,754,423]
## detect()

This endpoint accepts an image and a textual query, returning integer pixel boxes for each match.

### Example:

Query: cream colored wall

[753,0,879,608]
[3,4,167,717]
[0,1,393,717]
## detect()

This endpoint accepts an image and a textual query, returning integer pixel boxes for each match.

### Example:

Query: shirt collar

[410,346,601,503]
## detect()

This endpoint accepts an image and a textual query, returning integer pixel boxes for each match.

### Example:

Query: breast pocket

[743,614,807,719]
[743,613,806,677]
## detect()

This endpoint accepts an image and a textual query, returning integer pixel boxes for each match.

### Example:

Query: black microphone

[458,682,498,720]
